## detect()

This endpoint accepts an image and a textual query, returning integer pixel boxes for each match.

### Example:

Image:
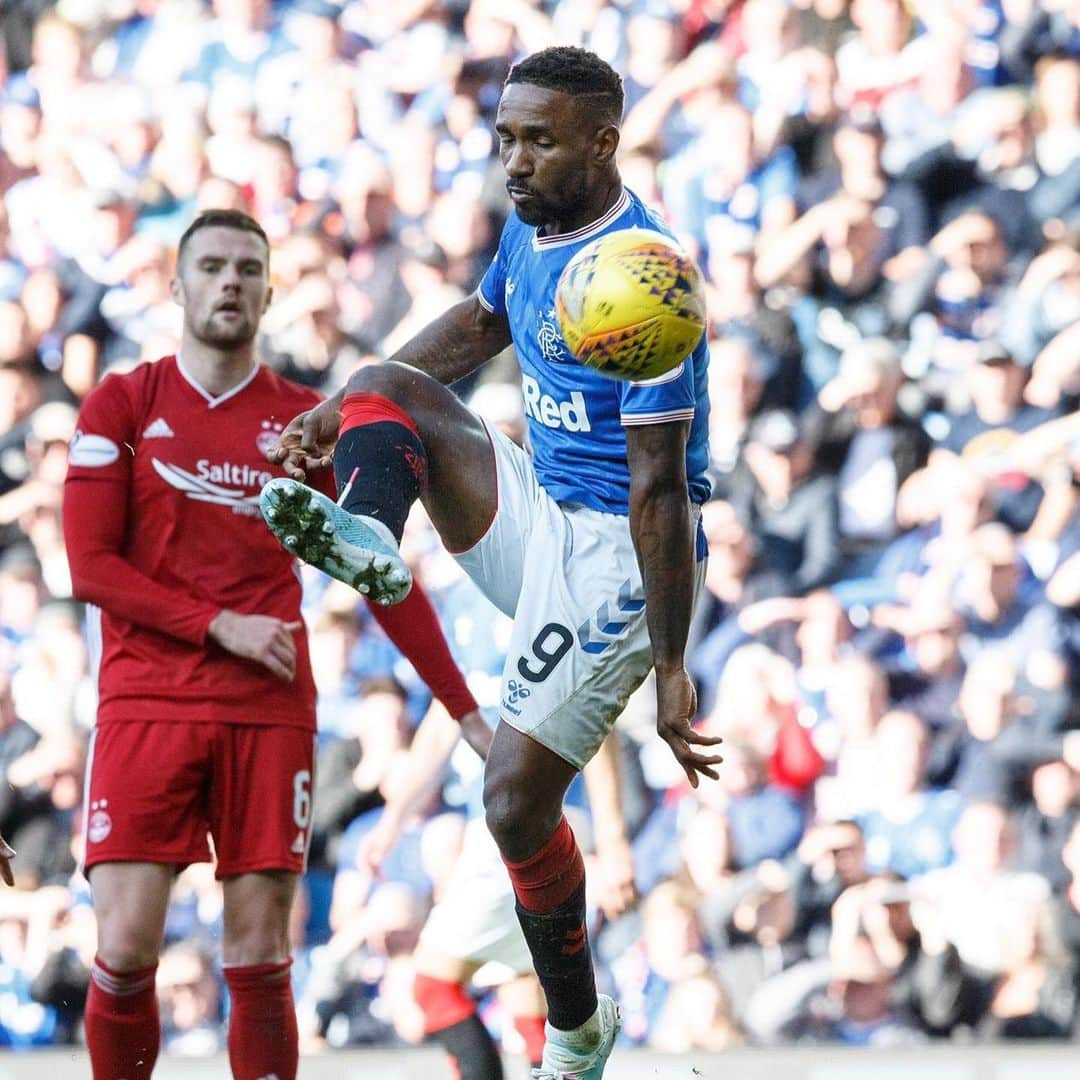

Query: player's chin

[512,200,547,227]
[197,319,256,348]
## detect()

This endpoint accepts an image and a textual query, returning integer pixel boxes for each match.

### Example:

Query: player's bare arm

[360,703,488,874]
[268,296,512,481]
[581,732,636,918]
[626,420,722,789]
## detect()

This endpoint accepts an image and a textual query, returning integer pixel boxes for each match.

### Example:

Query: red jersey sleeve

[63,374,221,645]
[368,583,478,721]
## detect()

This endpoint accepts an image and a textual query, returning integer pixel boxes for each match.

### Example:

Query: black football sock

[514,881,598,1032]
[333,421,426,543]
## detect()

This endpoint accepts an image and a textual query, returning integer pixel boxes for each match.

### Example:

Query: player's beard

[513,172,589,230]
[193,309,257,349]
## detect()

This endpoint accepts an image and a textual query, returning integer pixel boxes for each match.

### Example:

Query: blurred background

[0,0,1077,1061]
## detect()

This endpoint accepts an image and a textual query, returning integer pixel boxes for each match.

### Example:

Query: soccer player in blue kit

[264,46,722,1079]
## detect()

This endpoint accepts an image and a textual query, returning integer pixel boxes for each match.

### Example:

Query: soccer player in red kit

[62,210,488,1080]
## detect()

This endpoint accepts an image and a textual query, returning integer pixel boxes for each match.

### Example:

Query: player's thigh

[209,723,316,879]
[497,506,705,770]
[451,422,548,616]
[82,721,214,875]
[349,360,497,553]
[88,862,174,969]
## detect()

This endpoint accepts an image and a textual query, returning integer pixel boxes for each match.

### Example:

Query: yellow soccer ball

[555,228,707,381]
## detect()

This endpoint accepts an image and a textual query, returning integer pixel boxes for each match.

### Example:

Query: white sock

[546,1004,601,1050]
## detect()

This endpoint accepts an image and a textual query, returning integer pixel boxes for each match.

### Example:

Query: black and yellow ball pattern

[555,228,706,382]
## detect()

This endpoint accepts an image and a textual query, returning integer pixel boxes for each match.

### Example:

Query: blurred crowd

[0,0,1078,1059]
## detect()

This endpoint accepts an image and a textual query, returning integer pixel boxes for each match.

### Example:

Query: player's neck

[178,343,258,399]
[542,176,623,238]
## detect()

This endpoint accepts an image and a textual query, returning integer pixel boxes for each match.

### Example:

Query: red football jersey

[64,355,330,729]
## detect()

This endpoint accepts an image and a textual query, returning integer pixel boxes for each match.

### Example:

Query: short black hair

[506,46,624,126]
[177,210,269,265]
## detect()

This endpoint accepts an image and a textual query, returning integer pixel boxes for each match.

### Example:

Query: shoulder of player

[80,357,159,413]
[255,364,323,408]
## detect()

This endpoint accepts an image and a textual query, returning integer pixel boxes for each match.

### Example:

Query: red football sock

[514,1014,547,1066]
[85,956,160,1080]
[224,960,298,1080]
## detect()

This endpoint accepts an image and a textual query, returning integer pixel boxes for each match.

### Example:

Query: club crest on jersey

[256,420,284,456]
[537,308,574,364]
[88,799,112,843]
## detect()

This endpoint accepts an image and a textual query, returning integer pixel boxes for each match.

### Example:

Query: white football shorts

[453,422,704,770]
[418,817,533,974]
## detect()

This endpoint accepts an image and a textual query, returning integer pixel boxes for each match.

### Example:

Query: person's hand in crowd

[357,807,405,879]
[813,192,870,236]
[206,610,300,681]
[737,596,805,635]
[664,41,734,98]
[0,836,14,887]
[1026,321,1080,409]
[1017,242,1079,297]
[592,830,637,920]
[909,891,949,956]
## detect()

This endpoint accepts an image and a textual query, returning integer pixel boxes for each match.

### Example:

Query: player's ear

[593,123,619,166]
[169,274,185,306]
[263,285,273,313]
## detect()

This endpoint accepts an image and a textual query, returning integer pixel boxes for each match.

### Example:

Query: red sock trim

[340,392,421,439]
[413,973,477,1033]
[503,817,585,913]
[514,1014,547,1065]
[223,959,292,989]
[90,956,158,1006]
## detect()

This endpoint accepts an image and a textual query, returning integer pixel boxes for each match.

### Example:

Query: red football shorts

[82,720,316,879]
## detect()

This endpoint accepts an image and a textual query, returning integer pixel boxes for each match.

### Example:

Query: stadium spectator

[0,0,1075,1060]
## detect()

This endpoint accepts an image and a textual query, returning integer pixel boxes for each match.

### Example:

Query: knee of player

[483,773,552,855]
[96,930,162,973]
[348,361,417,404]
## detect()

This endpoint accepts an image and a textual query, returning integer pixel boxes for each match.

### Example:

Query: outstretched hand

[266,394,343,481]
[655,668,722,788]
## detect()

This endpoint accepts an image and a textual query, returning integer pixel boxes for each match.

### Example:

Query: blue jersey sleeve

[477,220,511,316]
[618,358,698,427]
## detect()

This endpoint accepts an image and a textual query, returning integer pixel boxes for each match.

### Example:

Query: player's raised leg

[221,871,300,1080]
[261,361,497,602]
[86,862,173,1080]
[483,724,620,1080]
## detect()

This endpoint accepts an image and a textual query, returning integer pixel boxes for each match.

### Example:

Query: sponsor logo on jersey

[521,375,591,432]
[88,799,112,843]
[152,458,271,512]
[142,417,175,439]
[68,431,120,467]
[256,419,284,456]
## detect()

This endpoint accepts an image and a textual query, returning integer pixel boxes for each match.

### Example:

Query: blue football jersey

[478,188,711,515]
